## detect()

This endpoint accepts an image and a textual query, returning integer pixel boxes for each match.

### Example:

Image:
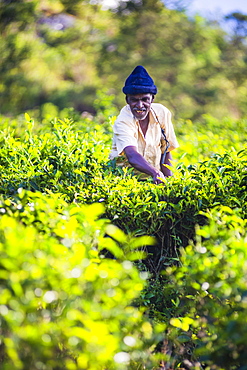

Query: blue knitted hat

[122,65,157,95]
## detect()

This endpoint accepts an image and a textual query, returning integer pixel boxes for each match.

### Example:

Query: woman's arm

[124,146,165,184]
[160,151,173,177]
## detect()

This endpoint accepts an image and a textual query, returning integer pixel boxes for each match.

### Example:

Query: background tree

[97,0,237,119]
[0,0,247,119]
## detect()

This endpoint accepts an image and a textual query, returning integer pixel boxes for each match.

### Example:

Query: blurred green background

[1,0,247,120]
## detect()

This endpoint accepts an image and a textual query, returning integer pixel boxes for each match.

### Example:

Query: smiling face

[126,93,154,121]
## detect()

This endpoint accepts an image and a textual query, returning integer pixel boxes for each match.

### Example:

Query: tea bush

[173,114,247,167]
[1,113,246,273]
[166,206,247,369]
[0,190,167,369]
[0,110,247,368]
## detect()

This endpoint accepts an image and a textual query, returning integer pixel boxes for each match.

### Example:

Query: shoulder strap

[151,107,170,164]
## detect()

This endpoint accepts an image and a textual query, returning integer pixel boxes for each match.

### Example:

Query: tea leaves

[0,112,246,368]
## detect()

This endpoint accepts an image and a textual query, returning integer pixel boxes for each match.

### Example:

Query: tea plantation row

[0,111,246,369]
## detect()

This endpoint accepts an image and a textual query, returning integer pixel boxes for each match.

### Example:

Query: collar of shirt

[127,105,159,139]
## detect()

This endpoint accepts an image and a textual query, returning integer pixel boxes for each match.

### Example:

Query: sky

[102,0,247,17]
[188,0,247,17]
[101,0,247,27]
[184,0,247,33]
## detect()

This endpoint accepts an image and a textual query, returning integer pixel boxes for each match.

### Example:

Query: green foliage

[1,1,247,366]
[0,109,247,368]
[0,115,112,197]
[1,0,247,119]
[166,207,247,369]
[173,114,247,166]
[0,190,165,369]
[0,113,246,275]
[0,0,111,114]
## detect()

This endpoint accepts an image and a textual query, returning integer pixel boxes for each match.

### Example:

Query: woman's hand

[153,171,166,185]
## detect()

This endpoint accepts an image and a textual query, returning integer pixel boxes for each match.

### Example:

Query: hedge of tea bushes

[0,190,168,370]
[0,114,247,274]
[173,114,247,167]
[165,206,247,369]
[0,112,247,368]
[1,192,247,369]
[80,149,247,273]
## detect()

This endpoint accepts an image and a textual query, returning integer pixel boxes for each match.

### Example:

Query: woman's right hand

[153,171,166,185]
